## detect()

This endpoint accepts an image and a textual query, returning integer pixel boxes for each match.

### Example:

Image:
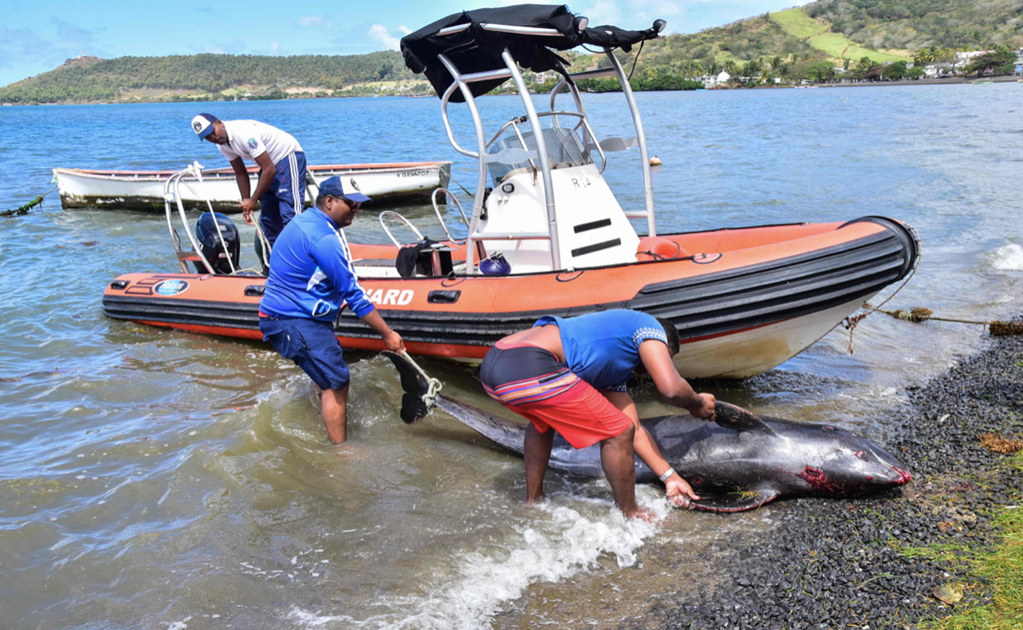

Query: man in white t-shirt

[191,113,306,272]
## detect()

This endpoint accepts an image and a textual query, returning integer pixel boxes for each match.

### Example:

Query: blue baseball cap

[191,113,216,141]
[318,176,372,204]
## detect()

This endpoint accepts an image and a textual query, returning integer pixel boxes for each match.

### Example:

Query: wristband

[658,468,676,483]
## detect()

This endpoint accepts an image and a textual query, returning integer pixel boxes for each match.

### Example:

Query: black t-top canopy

[400,4,660,101]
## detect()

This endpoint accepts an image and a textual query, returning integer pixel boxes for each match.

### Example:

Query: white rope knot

[400,351,443,410]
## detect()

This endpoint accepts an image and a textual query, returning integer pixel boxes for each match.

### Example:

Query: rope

[842,249,921,354]
[2,185,57,218]
[869,305,1023,336]
[447,174,475,200]
[400,350,443,409]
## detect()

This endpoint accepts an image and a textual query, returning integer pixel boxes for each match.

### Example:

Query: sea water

[0,85,1021,629]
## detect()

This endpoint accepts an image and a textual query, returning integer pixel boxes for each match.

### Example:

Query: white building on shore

[702,71,730,88]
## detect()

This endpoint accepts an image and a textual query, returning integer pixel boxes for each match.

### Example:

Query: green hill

[771,8,907,62]
[0,51,419,104]
[584,0,1020,84]
[3,0,1021,104]
[806,0,1023,51]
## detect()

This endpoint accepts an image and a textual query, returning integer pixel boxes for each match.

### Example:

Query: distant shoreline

[786,75,1020,89]
[2,75,1019,106]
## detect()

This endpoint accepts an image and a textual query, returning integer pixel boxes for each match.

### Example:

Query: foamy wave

[990,243,1023,271]
[290,487,670,630]
[288,608,356,628]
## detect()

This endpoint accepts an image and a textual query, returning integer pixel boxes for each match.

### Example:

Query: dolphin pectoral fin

[713,402,776,435]
[689,488,780,513]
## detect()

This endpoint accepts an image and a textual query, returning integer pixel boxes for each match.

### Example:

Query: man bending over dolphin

[480,309,716,519]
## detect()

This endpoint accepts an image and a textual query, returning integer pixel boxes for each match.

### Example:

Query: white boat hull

[440,297,872,379]
[673,297,870,379]
[54,162,451,211]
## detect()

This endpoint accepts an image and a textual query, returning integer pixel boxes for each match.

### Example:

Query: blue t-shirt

[534,310,669,392]
[259,208,375,322]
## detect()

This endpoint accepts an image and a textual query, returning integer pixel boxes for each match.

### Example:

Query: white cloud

[580,0,623,26]
[398,25,412,35]
[298,15,333,30]
[270,41,280,53]
[204,39,246,55]
[0,18,110,76]
[369,24,401,50]
[573,0,682,28]
[651,0,681,17]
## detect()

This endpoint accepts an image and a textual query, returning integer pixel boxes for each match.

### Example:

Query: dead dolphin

[433,395,912,512]
[382,352,912,512]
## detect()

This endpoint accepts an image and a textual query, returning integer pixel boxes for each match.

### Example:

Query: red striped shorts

[479,341,632,449]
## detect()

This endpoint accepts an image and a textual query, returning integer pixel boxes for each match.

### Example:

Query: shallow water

[1,85,1021,629]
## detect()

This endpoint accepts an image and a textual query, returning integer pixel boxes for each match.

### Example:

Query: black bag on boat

[195,212,240,275]
[396,237,441,278]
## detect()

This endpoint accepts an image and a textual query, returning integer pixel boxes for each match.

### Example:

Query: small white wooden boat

[54,161,451,211]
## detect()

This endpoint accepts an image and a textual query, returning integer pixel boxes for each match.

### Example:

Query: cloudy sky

[1,0,806,87]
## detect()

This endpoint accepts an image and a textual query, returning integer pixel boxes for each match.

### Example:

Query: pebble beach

[636,323,1023,629]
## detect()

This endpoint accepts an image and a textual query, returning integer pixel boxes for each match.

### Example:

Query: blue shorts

[259,151,307,246]
[260,314,349,391]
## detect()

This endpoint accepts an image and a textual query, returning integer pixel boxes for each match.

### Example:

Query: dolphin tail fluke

[382,351,433,424]
[691,488,779,513]
[434,394,527,455]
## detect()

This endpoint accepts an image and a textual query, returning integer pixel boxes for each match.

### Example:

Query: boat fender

[636,237,689,262]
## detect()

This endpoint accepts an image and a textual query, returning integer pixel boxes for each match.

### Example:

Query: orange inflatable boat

[102,6,919,378]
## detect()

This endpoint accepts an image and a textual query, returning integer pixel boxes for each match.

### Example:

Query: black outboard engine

[194,211,240,275]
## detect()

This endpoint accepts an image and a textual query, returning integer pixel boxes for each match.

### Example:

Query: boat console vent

[574,218,611,234]
[572,238,622,258]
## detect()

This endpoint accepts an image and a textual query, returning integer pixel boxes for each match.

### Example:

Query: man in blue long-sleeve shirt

[259,176,404,443]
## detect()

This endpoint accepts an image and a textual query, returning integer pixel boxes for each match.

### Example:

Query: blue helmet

[479,252,511,276]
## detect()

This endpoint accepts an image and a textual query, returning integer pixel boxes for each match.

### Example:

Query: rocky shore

[643,328,1023,630]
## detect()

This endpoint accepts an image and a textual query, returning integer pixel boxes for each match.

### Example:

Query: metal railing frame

[433,21,660,273]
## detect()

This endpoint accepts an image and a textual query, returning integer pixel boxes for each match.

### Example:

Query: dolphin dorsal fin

[689,488,780,513]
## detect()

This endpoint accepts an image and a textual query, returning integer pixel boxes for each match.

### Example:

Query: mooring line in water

[445,174,475,200]
[844,297,1022,354]
[2,184,57,218]
[843,258,920,354]
[868,305,1023,336]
